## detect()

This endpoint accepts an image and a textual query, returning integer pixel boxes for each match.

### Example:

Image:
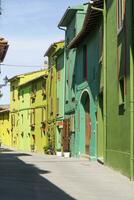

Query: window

[30,109,35,126]
[119,77,125,105]
[31,83,37,100]
[41,107,46,122]
[41,107,46,133]
[11,114,15,127]
[22,90,24,99]
[42,81,46,97]
[21,114,23,124]
[12,86,15,101]
[50,98,53,115]
[18,90,20,100]
[57,98,59,116]
[83,45,88,80]
[117,0,125,31]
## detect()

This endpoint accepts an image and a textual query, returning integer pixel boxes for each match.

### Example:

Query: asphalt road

[0,147,134,200]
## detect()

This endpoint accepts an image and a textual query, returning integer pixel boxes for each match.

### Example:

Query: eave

[0,38,9,62]
[58,5,84,28]
[19,74,48,87]
[44,41,64,57]
[68,0,103,49]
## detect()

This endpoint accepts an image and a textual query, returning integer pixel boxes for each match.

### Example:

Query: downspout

[58,26,66,121]
[103,0,107,163]
[130,1,134,180]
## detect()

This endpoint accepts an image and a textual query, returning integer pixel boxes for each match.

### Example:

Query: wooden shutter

[62,119,70,152]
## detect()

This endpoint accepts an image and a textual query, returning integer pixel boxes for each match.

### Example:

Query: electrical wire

[1,63,45,68]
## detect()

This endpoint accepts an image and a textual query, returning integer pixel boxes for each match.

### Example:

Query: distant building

[0,105,10,147]
[44,41,64,153]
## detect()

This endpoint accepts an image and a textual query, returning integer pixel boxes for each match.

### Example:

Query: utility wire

[1,63,45,68]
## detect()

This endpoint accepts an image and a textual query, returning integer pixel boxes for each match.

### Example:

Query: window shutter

[57,98,59,115]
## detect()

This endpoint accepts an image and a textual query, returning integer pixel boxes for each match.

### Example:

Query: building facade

[9,70,48,153]
[55,46,65,151]
[58,4,87,155]
[0,105,10,147]
[44,41,64,153]
[105,0,134,179]
[68,1,103,159]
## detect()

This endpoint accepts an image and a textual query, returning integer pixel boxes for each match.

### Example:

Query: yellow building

[0,105,11,147]
[44,41,64,153]
[9,69,48,152]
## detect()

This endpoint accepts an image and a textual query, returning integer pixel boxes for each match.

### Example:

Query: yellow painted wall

[9,69,48,153]
[46,41,64,151]
[0,111,11,147]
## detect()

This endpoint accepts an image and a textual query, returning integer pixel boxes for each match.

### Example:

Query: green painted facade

[105,0,134,179]
[67,3,103,159]
[73,32,101,159]
[58,5,87,155]
[55,47,65,151]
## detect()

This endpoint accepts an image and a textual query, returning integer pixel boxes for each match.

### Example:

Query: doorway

[81,92,91,156]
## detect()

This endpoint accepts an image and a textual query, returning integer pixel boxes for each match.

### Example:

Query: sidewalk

[0,147,134,200]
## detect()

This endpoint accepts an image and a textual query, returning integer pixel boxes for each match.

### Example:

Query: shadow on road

[0,148,76,200]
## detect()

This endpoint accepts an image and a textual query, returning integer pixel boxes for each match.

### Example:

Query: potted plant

[30,144,35,152]
[43,145,50,154]
[56,148,62,157]
[63,150,70,158]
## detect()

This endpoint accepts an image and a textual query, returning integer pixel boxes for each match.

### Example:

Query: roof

[44,41,64,57]
[9,69,47,82]
[19,73,48,87]
[68,0,103,49]
[58,5,84,27]
[0,104,10,113]
[0,37,9,62]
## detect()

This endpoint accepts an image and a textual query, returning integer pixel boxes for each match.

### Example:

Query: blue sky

[0,0,85,104]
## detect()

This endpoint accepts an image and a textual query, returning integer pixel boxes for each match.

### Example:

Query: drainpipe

[91,0,107,163]
[130,2,134,179]
[103,0,107,164]
[130,46,134,180]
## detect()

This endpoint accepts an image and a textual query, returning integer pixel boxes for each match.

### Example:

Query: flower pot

[63,152,70,158]
[56,151,62,157]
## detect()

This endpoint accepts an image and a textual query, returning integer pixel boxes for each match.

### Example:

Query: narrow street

[0,147,133,200]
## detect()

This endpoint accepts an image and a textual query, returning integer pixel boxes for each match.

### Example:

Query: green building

[68,1,103,159]
[69,0,134,179]
[58,4,87,154]
[104,0,134,179]
[55,46,65,152]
